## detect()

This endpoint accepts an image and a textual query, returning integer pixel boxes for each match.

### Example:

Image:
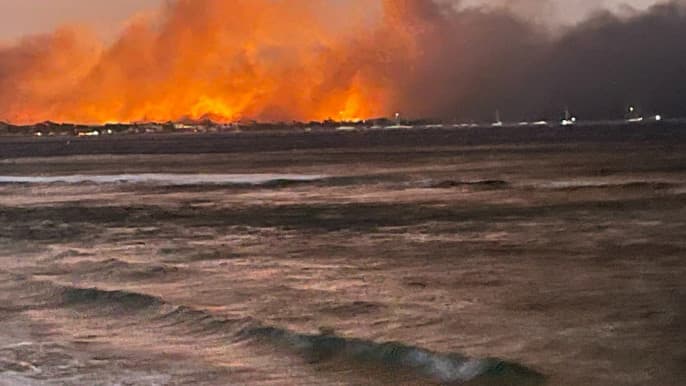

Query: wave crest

[248,327,543,384]
[52,285,543,384]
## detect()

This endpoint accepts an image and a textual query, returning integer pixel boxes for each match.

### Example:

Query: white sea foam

[539,179,672,189]
[0,173,325,186]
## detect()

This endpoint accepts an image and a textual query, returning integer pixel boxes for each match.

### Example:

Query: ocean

[0,126,684,385]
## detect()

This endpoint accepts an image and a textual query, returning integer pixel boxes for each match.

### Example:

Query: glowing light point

[655,114,662,121]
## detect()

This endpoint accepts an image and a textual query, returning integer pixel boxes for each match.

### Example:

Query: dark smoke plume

[390,0,686,121]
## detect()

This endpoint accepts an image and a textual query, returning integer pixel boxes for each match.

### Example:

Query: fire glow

[0,0,417,125]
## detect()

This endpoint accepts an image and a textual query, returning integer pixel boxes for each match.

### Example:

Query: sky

[0,0,668,41]
[0,0,161,41]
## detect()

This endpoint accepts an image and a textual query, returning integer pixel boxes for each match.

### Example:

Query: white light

[629,106,635,112]
[655,115,662,121]
[571,117,577,122]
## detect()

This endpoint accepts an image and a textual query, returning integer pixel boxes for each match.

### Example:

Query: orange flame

[0,0,418,125]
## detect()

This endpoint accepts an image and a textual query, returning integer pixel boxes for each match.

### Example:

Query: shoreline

[1,123,684,159]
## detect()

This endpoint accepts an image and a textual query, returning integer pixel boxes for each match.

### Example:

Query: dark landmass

[1,119,685,159]
[0,118,408,138]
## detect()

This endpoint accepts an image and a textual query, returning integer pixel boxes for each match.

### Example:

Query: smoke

[453,0,672,27]
[388,0,686,121]
[0,0,685,124]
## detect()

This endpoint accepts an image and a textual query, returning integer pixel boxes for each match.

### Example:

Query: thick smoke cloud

[454,0,669,27]
[388,0,686,121]
[0,0,685,124]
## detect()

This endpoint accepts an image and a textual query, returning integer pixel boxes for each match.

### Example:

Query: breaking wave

[50,285,544,385]
[0,173,325,186]
[248,327,544,385]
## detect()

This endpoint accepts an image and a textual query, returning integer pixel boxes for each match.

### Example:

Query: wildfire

[0,0,417,125]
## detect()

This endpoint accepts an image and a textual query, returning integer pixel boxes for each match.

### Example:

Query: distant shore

[1,120,684,159]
